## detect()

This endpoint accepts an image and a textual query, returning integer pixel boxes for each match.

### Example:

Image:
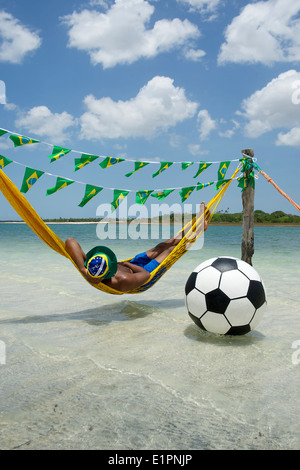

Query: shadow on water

[0,299,184,327]
[184,324,265,346]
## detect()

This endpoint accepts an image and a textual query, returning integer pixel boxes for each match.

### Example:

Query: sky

[0,0,299,220]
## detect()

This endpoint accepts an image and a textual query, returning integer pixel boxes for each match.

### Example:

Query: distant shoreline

[0,220,299,227]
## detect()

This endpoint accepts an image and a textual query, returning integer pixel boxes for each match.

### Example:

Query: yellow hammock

[0,167,240,295]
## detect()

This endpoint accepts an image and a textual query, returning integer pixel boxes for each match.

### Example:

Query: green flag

[125,161,150,177]
[78,184,103,207]
[151,189,174,201]
[48,146,71,163]
[238,174,255,192]
[46,177,74,196]
[99,156,125,169]
[181,162,194,170]
[74,154,99,171]
[9,134,39,147]
[0,155,12,169]
[214,179,230,191]
[152,162,173,178]
[20,167,44,193]
[193,162,212,178]
[111,189,129,211]
[179,186,196,202]
[217,161,231,180]
[196,181,214,191]
[136,190,153,205]
[0,129,7,137]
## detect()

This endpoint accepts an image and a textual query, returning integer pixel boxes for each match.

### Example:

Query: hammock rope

[258,170,300,213]
[0,166,240,295]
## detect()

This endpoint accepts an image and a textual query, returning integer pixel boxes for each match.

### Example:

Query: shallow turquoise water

[0,223,299,450]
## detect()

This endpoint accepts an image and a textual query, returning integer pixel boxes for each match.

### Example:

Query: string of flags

[0,128,257,210]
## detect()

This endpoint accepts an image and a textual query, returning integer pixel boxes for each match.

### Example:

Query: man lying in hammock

[65,202,209,292]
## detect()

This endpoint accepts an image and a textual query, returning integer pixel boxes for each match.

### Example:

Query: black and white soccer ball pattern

[185,257,267,335]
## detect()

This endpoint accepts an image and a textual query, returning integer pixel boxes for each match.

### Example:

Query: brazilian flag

[74,154,99,172]
[217,161,231,180]
[181,162,194,170]
[196,181,214,191]
[0,155,12,169]
[151,189,174,201]
[46,177,74,196]
[125,161,149,177]
[9,134,39,147]
[111,189,129,211]
[78,184,103,207]
[136,190,153,205]
[0,129,7,137]
[214,179,230,191]
[193,162,212,179]
[20,167,44,193]
[152,162,173,178]
[179,186,195,202]
[48,146,71,163]
[99,156,125,169]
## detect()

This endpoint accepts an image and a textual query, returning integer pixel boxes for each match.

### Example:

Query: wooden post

[241,149,255,265]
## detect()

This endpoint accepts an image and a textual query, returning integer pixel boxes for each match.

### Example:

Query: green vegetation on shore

[41,209,299,224]
[2,209,299,224]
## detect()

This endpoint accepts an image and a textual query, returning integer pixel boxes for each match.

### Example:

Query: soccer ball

[185,256,267,335]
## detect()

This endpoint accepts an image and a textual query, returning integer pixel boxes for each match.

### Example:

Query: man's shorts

[129,252,160,273]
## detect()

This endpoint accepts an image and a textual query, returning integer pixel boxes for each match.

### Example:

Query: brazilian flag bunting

[48,146,71,163]
[217,161,231,180]
[151,189,174,201]
[46,177,74,196]
[196,181,214,191]
[9,134,39,147]
[0,155,12,169]
[111,189,129,211]
[152,162,173,178]
[125,161,150,177]
[0,129,7,137]
[181,162,194,170]
[214,179,230,191]
[193,162,212,178]
[100,156,125,169]
[78,184,103,207]
[136,190,153,205]
[179,186,196,202]
[74,154,99,171]
[20,167,44,193]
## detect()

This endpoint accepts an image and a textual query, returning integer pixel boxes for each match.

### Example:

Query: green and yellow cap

[84,246,117,280]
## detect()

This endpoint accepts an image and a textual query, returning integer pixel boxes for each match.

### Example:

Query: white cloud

[15,106,76,143]
[62,0,200,68]
[177,0,222,15]
[276,128,300,146]
[197,109,217,140]
[184,48,206,62]
[188,143,208,156]
[80,76,198,139]
[239,70,300,146]
[0,11,41,64]
[218,0,300,65]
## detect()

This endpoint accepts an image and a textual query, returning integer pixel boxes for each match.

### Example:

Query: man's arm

[65,237,102,284]
[106,263,151,292]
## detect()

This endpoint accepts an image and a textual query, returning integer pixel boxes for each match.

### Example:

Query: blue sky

[0,0,299,220]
